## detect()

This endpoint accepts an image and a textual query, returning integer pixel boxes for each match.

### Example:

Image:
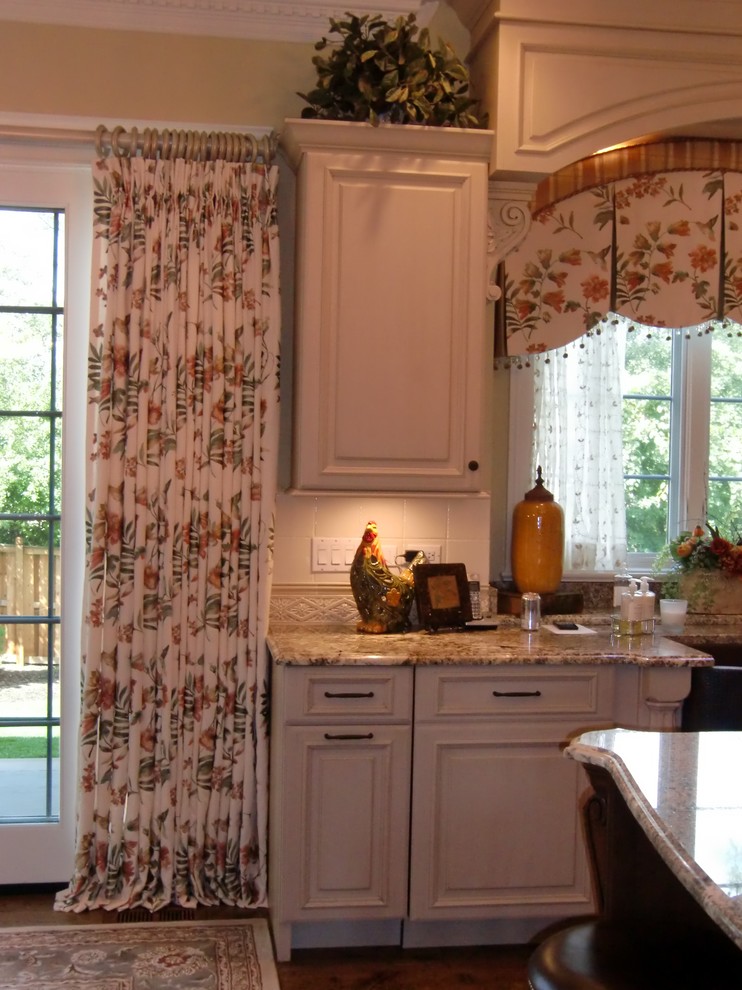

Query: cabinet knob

[468,460,479,471]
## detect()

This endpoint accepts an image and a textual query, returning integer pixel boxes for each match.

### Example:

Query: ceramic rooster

[350,521,417,634]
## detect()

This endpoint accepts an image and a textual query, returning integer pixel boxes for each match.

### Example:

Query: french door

[0,156,90,883]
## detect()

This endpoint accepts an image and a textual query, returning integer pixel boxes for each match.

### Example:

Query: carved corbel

[486,180,536,300]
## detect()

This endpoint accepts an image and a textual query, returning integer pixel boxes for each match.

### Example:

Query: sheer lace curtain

[532,324,628,573]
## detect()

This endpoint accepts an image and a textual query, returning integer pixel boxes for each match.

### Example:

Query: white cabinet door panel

[281,724,411,919]
[409,726,593,920]
[286,119,492,492]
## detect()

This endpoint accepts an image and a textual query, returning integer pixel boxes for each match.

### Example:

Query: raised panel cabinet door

[285,120,492,492]
[409,723,593,920]
[280,724,411,920]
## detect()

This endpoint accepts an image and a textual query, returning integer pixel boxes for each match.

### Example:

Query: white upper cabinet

[282,119,493,492]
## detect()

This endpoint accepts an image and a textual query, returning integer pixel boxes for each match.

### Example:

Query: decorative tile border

[270,586,359,625]
[270,584,497,625]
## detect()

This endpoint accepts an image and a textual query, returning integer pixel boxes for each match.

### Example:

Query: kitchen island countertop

[267,621,714,667]
[566,727,742,951]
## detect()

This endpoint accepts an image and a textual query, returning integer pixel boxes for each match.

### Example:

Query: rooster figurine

[350,521,421,634]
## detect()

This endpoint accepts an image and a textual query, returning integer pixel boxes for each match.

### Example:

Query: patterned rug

[0,919,280,989]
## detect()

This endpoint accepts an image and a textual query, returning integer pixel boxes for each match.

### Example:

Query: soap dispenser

[511,466,564,595]
[639,576,655,633]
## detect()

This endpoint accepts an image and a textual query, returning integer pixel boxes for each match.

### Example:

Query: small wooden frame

[414,563,473,631]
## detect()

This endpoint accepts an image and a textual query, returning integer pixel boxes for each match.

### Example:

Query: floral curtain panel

[723,170,742,322]
[56,152,280,911]
[613,171,722,327]
[503,183,614,356]
[500,148,742,357]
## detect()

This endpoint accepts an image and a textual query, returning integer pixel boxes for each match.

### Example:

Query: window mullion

[678,331,712,532]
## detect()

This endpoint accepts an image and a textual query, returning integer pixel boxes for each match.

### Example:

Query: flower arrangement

[655,523,742,609]
[662,524,742,575]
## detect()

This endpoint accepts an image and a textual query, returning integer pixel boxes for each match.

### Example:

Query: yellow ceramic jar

[511,467,564,595]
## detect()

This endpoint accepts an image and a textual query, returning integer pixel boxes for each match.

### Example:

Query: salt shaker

[521,592,541,631]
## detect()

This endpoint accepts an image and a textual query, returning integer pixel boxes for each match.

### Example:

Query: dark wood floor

[0,889,533,989]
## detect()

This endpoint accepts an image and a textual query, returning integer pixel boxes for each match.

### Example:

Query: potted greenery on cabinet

[298,12,485,128]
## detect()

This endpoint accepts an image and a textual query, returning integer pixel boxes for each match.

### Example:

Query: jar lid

[524,465,554,502]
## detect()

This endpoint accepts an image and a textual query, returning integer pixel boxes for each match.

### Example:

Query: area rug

[0,919,280,989]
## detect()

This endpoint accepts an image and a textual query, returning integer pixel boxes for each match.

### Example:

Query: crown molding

[0,0,437,43]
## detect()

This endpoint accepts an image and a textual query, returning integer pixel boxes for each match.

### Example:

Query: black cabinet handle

[324,691,375,698]
[324,732,374,741]
[492,689,542,698]
[468,460,479,471]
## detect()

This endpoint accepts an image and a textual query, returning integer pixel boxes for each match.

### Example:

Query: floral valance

[499,140,742,360]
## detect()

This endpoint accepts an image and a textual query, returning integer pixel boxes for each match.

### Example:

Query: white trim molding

[0,0,438,43]
[486,179,536,299]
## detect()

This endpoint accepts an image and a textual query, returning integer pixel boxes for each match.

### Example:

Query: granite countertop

[267,618,715,666]
[566,728,742,951]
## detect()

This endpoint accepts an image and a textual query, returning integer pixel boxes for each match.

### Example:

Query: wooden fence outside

[0,539,61,665]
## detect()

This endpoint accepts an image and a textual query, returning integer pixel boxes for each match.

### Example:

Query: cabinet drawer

[281,666,413,723]
[415,665,611,721]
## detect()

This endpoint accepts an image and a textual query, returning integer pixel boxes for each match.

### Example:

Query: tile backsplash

[272,491,492,586]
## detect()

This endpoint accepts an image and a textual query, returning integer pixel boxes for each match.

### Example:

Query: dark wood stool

[528,919,742,990]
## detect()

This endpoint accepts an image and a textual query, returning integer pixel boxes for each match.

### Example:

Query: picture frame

[414,563,473,631]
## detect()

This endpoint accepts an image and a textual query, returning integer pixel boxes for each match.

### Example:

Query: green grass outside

[0,736,60,759]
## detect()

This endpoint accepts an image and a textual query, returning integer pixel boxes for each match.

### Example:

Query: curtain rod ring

[95,124,108,158]
[128,126,139,158]
[111,125,127,158]
[143,128,157,158]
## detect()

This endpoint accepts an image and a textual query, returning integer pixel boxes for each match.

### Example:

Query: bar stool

[527,918,742,989]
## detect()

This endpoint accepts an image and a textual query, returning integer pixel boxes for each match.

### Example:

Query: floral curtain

[498,139,742,358]
[55,151,280,911]
[502,169,731,357]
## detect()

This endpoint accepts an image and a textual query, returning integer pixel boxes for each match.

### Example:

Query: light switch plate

[311,537,398,573]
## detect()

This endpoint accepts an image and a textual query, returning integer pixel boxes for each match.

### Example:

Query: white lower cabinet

[281,724,411,914]
[408,665,614,926]
[269,661,691,959]
[269,665,413,961]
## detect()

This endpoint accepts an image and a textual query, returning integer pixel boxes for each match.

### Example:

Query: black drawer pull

[324,691,375,699]
[324,732,374,741]
[492,689,542,698]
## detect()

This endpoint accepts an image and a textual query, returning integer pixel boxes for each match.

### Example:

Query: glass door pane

[0,160,89,883]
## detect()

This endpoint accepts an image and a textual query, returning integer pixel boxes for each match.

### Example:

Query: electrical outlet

[404,543,442,564]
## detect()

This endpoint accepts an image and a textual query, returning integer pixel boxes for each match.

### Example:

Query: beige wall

[0,20,316,129]
[0,5,472,129]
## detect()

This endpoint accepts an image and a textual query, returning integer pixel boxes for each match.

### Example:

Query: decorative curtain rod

[95,124,279,164]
